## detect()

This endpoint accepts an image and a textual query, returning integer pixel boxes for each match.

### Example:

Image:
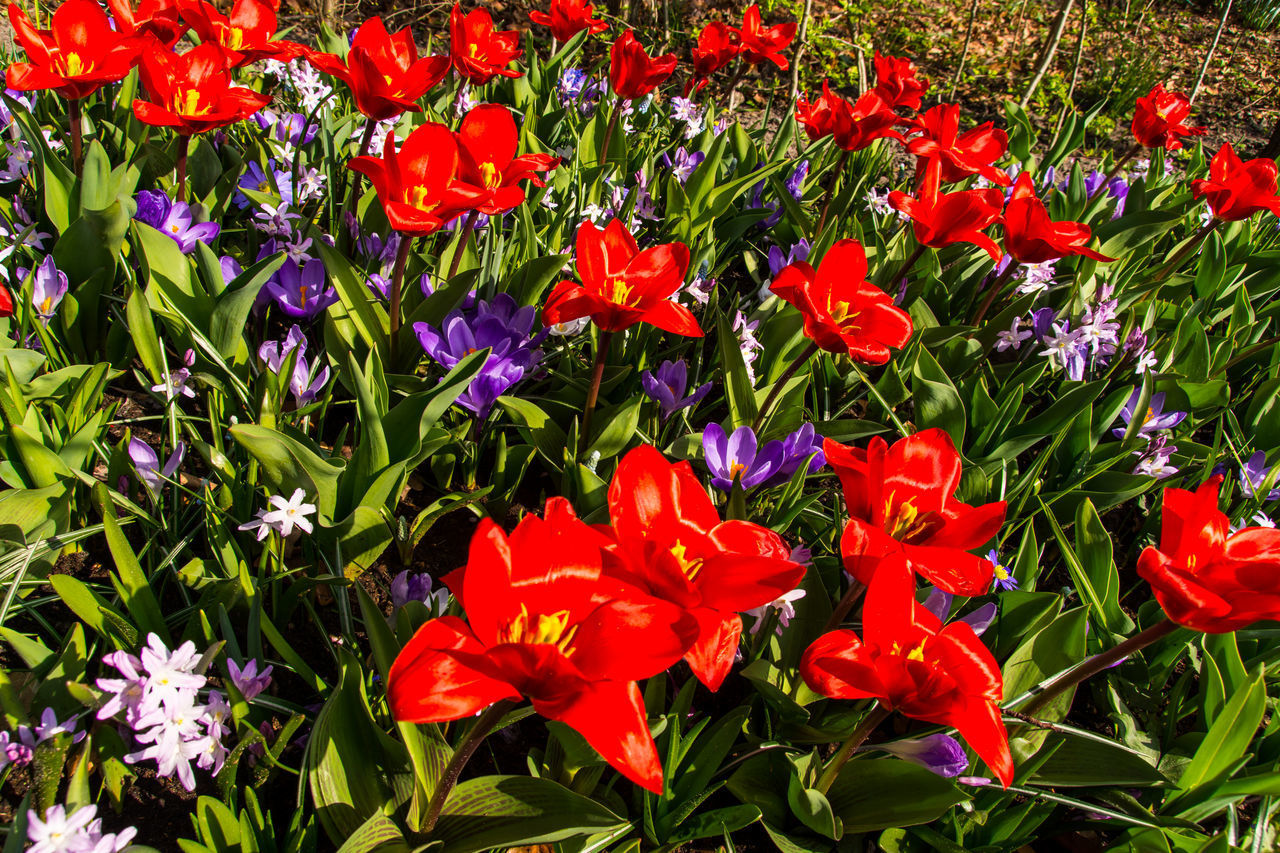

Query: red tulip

[770,239,913,365]
[871,50,928,112]
[106,0,186,48]
[304,17,449,122]
[347,122,485,236]
[1131,83,1205,151]
[450,4,523,85]
[602,446,806,691]
[737,4,795,69]
[132,43,272,136]
[1003,173,1114,264]
[907,103,1010,186]
[795,81,901,152]
[889,165,1005,261]
[529,0,608,42]
[454,104,559,215]
[686,21,740,95]
[176,0,304,66]
[801,554,1014,788]
[1191,144,1280,223]
[824,428,1006,596]
[1137,477,1280,633]
[389,498,698,793]
[542,220,700,336]
[609,29,677,100]
[6,0,143,100]
[0,283,13,318]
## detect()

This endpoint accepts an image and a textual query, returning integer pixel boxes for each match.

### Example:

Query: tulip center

[61,52,88,76]
[479,161,501,189]
[604,276,636,306]
[891,640,928,662]
[179,89,208,116]
[829,299,862,331]
[467,43,480,58]
[409,185,437,212]
[498,604,578,656]
[669,541,704,581]
[883,495,944,544]
[226,27,246,51]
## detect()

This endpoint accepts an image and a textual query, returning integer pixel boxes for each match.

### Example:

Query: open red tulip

[602,445,807,691]
[686,22,740,95]
[609,29,677,100]
[872,50,928,112]
[796,81,901,152]
[824,428,1006,596]
[389,497,698,793]
[1137,477,1280,633]
[889,163,1005,261]
[450,3,523,84]
[801,554,1014,787]
[106,0,186,47]
[1131,83,1206,151]
[305,17,449,122]
[176,0,304,66]
[907,103,1011,186]
[453,105,559,216]
[1192,143,1280,223]
[133,43,272,136]
[542,220,700,336]
[770,239,913,365]
[737,4,795,69]
[529,0,608,42]
[6,0,143,100]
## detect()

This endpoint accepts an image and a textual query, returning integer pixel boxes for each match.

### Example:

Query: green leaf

[93,484,168,642]
[497,396,568,470]
[49,574,133,647]
[210,252,286,358]
[230,425,344,521]
[430,776,628,853]
[715,311,759,428]
[587,396,641,459]
[334,812,412,853]
[911,348,966,447]
[1168,667,1266,807]
[1028,730,1169,787]
[825,759,969,834]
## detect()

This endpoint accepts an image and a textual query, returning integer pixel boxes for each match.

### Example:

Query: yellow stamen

[497,604,578,656]
[478,161,501,189]
[62,52,87,76]
[225,28,246,51]
[180,89,204,116]
[669,541,704,581]
[604,276,634,306]
[409,185,435,212]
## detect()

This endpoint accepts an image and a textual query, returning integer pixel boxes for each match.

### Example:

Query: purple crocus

[128,438,185,499]
[702,423,785,491]
[391,570,451,613]
[235,159,294,209]
[871,734,970,778]
[640,359,712,421]
[21,255,68,324]
[659,147,706,184]
[227,659,273,701]
[1112,389,1187,440]
[258,325,330,405]
[1240,451,1280,501]
[253,109,318,147]
[773,422,826,481]
[263,259,339,319]
[133,190,220,253]
[413,294,547,418]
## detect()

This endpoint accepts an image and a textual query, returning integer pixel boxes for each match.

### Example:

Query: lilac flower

[96,649,149,725]
[987,549,1019,591]
[455,83,480,117]
[391,570,451,613]
[557,68,587,103]
[26,804,137,853]
[1112,389,1187,440]
[133,190,220,253]
[702,424,785,491]
[745,588,808,635]
[1014,260,1057,296]
[684,272,716,307]
[263,259,339,319]
[32,707,85,745]
[23,255,68,324]
[0,198,51,253]
[995,317,1033,352]
[239,489,316,540]
[151,367,195,401]
[126,690,208,791]
[1038,322,1086,377]
[413,294,547,418]
[640,359,712,421]
[547,316,590,336]
[227,659,273,701]
[870,734,969,778]
[0,730,32,770]
[660,147,705,184]
[236,159,294,209]
[733,311,763,384]
[865,186,895,216]
[128,437,185,499]
[1121,328,1158,374]
[258,324,307,373]
[138,634,207,711]
[253,201,302,237]
[1240,451,1280,501]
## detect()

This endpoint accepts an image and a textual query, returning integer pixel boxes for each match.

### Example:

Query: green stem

[814,148,851,239]
[886,242,928,290]
[69,98,83,179]
[337,119,378,240]
[389,234,413,365]
[822,578,866,633]
[1151,219,1222,282]
[174,134,190,204]
[1088,142,1142,203]
[447,212,477,281]
[970,260,1019,326]
[579,330,615,457]
[1016,618,1179,716]
[421,699,518,835]
[751,341,820,432]
[598,95,622,177]
[814,705,891,794]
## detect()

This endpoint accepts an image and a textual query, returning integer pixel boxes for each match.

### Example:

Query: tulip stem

[1015,618,1179,717]
[1151,219,1221,282]
[970,260,1019,326]
[814,704,891,794]
[421,699,519,835]
[174,135,190,204]
[886,242,928,290]
[822,578,866,633]
[580,330,615,457]
[598,96,622,178]
[725,60,747,112]
[1088,142,1143,203]
[815,149,850,239]
[389,233,414,365]
[751,341,820,433]
[338,120,379,240]
[69,98,83,180]
[447,212,477,282]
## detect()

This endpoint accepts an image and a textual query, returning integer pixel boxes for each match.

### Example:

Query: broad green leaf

[825,759,969,834]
